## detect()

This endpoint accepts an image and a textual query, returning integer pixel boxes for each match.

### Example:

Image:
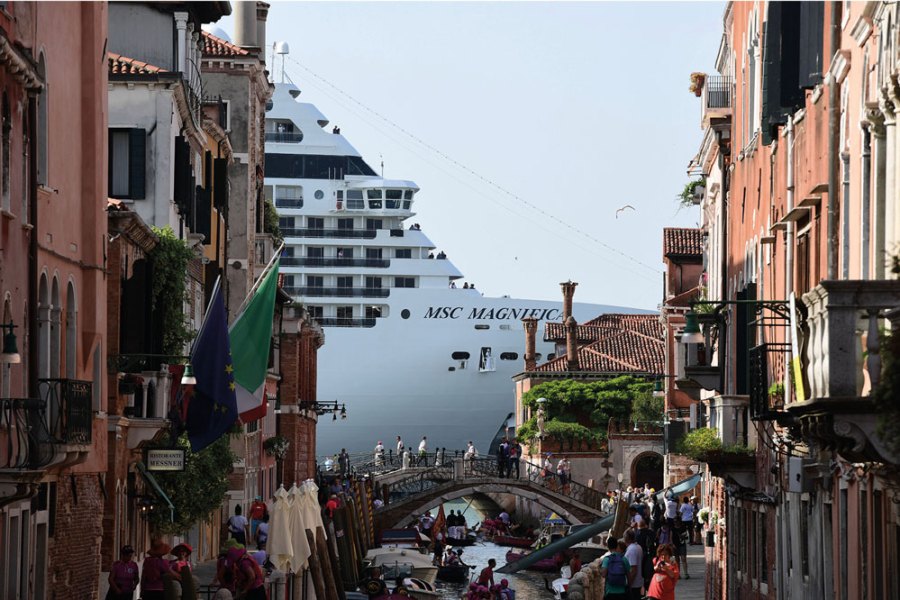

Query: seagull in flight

[615,204,636,218]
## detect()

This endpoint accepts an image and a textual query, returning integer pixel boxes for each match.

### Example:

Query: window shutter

[128,129,146,199]
[760,4,783,146]
[174,136,191,215]
[213,157,228,210]
[799,2,824,89]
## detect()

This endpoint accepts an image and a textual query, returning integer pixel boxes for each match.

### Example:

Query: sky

[218,2,725,310]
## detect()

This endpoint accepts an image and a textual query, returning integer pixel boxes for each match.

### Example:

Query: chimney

[560,280,578,321]
[523,317,538,370]
[565,316,579,371]
[255,2,270,62]
[233,1,258,49]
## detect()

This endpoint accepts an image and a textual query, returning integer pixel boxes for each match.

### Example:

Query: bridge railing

[319,449,466,479]
[375,456,606,513]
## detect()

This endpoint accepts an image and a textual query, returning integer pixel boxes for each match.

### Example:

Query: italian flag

[230,258,280,422]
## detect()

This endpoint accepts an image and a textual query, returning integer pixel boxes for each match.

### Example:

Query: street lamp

[180,363,197,385]
[680,312,704,345]
[0,321,20,364]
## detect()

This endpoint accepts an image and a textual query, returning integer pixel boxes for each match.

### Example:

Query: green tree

[263,199,283,248]
[149,226,194,357]
[630,391,664,423]
[146,433,235,535]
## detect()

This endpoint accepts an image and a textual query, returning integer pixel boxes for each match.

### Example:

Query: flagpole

[232,242,284,321]
[190,276,223,356]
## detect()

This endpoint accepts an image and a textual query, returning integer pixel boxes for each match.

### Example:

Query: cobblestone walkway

[676,545,706,598]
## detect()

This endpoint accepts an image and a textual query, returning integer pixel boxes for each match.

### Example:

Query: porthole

[474,324,490,330]
[401,309,411,319]
[499,352,518,360]
[451,352,471,360]
[314,190,324,200]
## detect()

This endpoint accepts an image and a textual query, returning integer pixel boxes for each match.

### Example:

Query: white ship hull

[263,81,648,456]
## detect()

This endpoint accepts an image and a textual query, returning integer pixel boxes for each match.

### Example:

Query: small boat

[364,548,438,585]
[491,533,536,548]
[446,532,477,546]
[505,549,562,572]
[436,563,471,583]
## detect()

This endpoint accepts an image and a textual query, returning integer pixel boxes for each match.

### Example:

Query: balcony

[316,317,376,328]
[265,132,304,143]
[0,398,54,470]
[280,257,390,268]
[274,197,304,209]
[283,286,390,298]
[281,228,376,240]
[792,280,900,463]
[37,379,92,446]
[749,342,792,423]
[701,76,733,130]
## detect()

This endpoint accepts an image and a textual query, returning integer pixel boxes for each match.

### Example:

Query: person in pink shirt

[140,540,180,600]
[107,545,139,600]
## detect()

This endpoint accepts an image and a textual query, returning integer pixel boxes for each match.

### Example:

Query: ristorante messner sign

[146,449,186,472]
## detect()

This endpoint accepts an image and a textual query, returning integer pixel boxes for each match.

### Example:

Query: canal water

[432,500,560,599]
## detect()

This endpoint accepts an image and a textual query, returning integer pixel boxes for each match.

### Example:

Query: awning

[136,461,175,523]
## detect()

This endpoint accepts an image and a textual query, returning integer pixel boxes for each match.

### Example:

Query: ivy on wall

[149,226,194,357]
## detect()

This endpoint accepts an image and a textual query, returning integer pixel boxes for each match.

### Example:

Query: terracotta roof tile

[201,31,250,57]
[663,227,703,258]
[108,52,166,76]
[535,313,664,375]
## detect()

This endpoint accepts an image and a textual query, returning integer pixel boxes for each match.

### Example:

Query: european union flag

[186,280,237,452]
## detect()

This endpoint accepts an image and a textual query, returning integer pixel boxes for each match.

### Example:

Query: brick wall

[49,473,105,600]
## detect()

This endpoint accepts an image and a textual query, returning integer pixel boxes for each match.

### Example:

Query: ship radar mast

[273,41,290,84]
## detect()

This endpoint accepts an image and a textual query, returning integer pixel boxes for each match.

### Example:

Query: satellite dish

[274,41,290,55]
[202,24,233,43]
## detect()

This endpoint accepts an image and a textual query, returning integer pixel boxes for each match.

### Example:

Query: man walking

[418,436,428,466]
[497,438,509,478]
[623,528,644,600]
[338,448,350,477]
[396,436,404,465]
[600,535,631,600]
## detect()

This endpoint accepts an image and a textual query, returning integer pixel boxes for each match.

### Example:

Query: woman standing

[106,545,139,600]
[140,540,180,600]
[646,544,680,600]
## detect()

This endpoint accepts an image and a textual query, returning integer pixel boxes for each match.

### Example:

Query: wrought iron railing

[704,76,732,109]
[748,342,791,420]
[0,398,54,469]
[274,196,304,209]
[37,379,93,445]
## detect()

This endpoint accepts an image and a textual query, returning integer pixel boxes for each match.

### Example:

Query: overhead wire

[283,56,664,278]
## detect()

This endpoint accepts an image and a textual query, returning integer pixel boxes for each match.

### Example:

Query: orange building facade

[671,3,900,599]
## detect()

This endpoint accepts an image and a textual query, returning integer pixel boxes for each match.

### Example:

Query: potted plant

[678,178,706,207]
[768,382,785,406]
[689,72,707,96]
[263,435,290,459]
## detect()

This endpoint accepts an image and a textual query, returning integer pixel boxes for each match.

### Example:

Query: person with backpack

[599,535,631,600]
[140,540,180,600]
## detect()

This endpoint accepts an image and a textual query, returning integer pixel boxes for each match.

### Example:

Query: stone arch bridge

[372,458,609,529]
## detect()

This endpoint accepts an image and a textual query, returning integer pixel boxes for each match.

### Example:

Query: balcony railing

[274,197,304,209]
[281,228,377,239]
[280,257,390,268]
[316,317,376,328]
[265,132,304,143]
[37,379,93,445]
[748,342,791,421]
[0,398,54,469]
[704,76,732,109]
[283,286,390,298]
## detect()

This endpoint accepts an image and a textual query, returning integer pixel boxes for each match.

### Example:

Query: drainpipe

[27,93,38,401]
[786,118,795,298]
[827,1,842,279]
[841,152,851,278]
[861,126,871,278]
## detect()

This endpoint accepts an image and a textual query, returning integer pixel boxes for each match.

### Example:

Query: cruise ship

[265,80,644,455]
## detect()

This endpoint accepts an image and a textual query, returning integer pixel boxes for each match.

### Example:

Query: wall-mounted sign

[146,449,185,472]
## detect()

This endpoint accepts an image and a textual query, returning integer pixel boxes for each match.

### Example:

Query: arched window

[50,276,60,377]
[65,282,76,378]
[36,53,48,186]
[38,273,49,378]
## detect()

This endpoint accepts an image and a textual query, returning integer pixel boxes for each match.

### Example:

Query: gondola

[436,563,472,583]
[491,534,536,548]
[445,532,477,547]
[505,549,563,572]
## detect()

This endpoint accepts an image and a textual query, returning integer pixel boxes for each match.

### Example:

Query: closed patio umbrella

[267,485,294,573]
[289,483,312,570]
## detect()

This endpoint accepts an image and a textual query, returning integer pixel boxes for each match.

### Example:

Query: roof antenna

[274,41,290,84]
[380,154,384,178]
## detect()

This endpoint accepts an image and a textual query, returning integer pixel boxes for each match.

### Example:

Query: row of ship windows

[282,247,414,259]
[265,185,416,211]
[278,217,405,231]
[284,276,415,288]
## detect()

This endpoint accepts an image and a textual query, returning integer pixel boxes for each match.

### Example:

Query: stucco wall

[108,4,176,71]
